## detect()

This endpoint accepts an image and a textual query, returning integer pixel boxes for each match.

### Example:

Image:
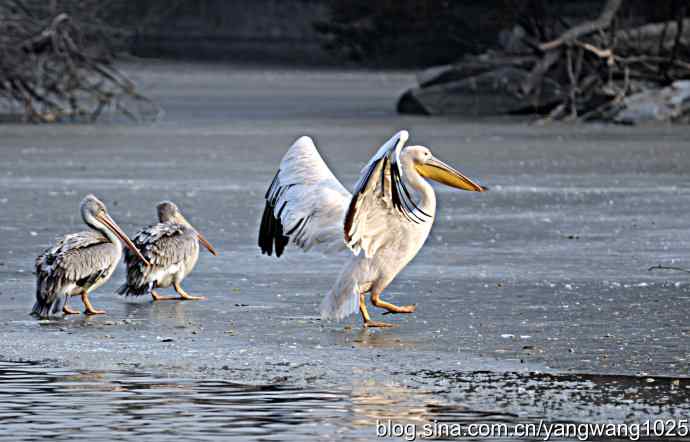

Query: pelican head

[80,194,150,266]
[407,146,486,192]
[157,201,218,256]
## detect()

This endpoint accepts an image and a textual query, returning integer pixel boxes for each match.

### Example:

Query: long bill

[97,213,151,266]
[196,231,218,256]
[179,213,218,256]
[416,156,486,192]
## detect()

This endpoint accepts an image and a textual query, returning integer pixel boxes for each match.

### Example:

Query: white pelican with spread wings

[259,130,485,327]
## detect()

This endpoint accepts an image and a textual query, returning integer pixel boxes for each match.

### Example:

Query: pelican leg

[371,292,416,315]
[63,305,80,315]
[151,290,179,301]
[360,292,395,328]
[173,282,207,301]
[81,290,105,315]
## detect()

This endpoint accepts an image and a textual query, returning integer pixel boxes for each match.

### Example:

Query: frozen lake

[0,61,689,440]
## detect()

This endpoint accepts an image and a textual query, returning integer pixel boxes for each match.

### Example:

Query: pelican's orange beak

[416,156,486,192]
[196,231,218,256]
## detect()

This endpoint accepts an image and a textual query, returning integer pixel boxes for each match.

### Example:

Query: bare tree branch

[539,0,624,51]
[0,0,158,123]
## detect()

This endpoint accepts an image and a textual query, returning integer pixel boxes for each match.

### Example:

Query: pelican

[33,195,150,318]
[259,130,485,327]
[117,201,217,301]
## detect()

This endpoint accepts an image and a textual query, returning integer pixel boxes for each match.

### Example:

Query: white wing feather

[344,130,430,258]
[259,136,352,256]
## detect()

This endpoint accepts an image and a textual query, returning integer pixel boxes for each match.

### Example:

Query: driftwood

[524,0,689,122]
[0,0,156,123]
[399,0,690,123]
[522,0,622,96]
[538,0,623,51]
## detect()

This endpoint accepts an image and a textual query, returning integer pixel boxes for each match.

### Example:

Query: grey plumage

[118,222,198,296]
[33,231,120,317]
[31,194,147,318]
[117,201,214,299]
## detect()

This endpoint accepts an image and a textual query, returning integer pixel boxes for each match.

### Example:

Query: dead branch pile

[398,0,690,123]
[0,0,155,123]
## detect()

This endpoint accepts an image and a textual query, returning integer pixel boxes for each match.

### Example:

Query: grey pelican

[259,130,485,327]
[117,201,217,301]
[33,194,150,318]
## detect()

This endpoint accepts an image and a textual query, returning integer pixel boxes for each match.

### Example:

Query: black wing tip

[259,200,288,258]
[259,201,275,256]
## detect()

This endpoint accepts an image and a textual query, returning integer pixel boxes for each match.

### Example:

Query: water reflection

[331,328,420,350]
[1,361,689,441]
[351,381,441,427]
[0,361,349,441]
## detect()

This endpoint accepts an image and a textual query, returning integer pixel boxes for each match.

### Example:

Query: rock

[397,89,432,115]
[415,54,536,88]
[416,64,462,89]
[398,67,562,116]
[614,81,690,124]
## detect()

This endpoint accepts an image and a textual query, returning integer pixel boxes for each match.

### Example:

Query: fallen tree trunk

[399,67,562,116]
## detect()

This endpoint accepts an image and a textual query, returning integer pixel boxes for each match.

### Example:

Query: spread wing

[344,130,431,258]
[259,136,352,257]
[120,222,197,295]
